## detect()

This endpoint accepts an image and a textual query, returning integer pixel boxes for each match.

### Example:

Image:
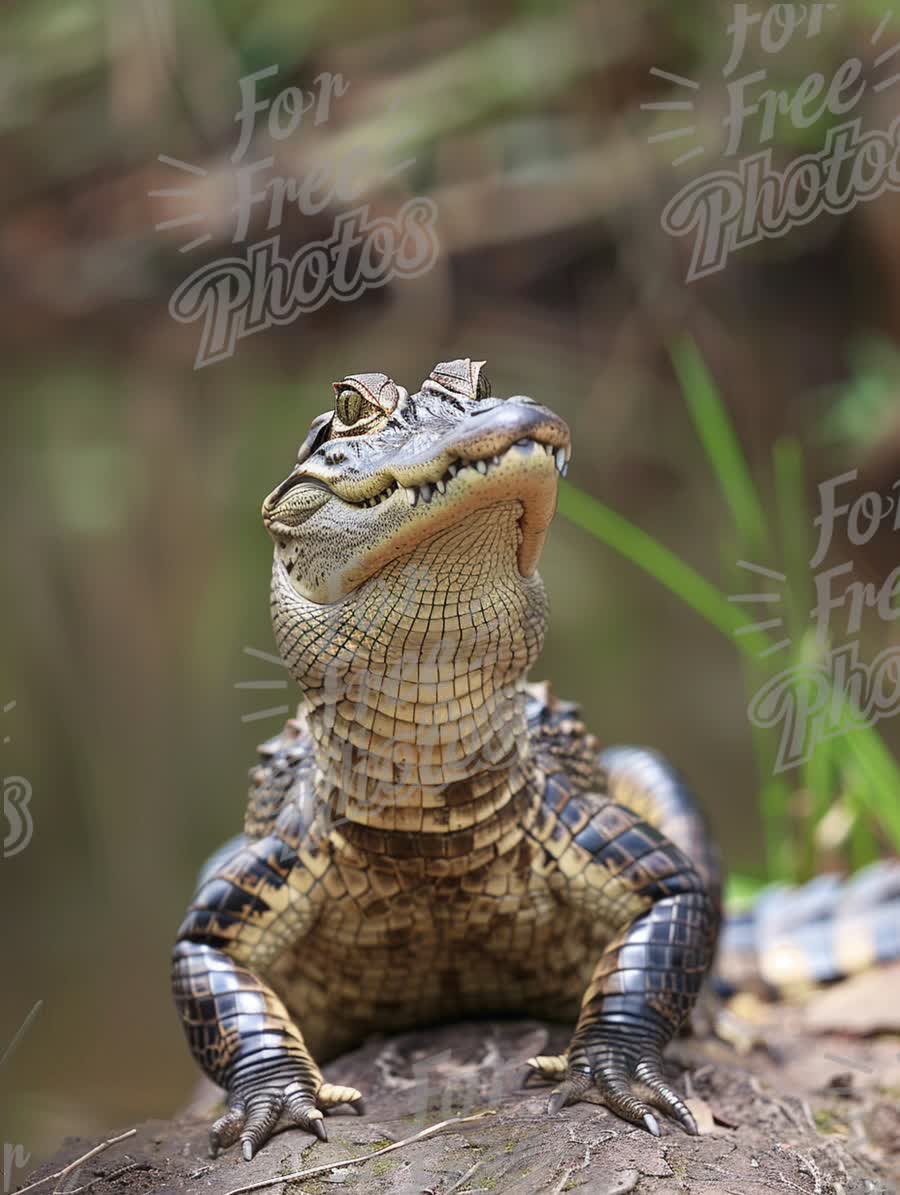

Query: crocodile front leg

[172,829,363,1159]
[527,795,717,1135]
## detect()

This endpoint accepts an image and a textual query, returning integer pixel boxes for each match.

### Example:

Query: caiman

[172,358,724,1160]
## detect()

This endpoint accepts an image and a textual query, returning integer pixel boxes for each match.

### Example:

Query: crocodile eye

[335,387,373,426]
[476,371,491,400]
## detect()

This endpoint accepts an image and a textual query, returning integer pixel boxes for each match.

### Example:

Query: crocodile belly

[262,882,604,1060]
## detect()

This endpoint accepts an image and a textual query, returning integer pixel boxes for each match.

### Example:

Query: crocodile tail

[715,859,900,997]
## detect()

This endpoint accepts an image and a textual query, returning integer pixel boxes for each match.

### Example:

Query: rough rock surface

[24,974,900,1195]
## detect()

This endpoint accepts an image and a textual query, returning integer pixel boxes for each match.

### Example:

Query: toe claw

[239,1094,283,1160]
[310,1116,328,1142]
[546,1071,591,1116]
[352,1097,366,1116]
[678,1107,698,1136]
[285,1094,329,1143]
[634,1060,696,1135]
[643,1112,661,1137]
[209,1103,246,1157]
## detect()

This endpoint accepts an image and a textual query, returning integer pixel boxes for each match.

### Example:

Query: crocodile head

[262,359,571,605]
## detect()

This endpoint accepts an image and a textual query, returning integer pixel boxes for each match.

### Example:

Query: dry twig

[61,1161,140,1194]
[12,1130,137,1195]
[446,1160,485,1194]
[222,1110,496,1195]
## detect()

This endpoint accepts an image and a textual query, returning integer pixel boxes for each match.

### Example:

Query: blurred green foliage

[561,342,900,899]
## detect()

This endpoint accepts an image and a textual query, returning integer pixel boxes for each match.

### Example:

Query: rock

[19,1016,899,1195]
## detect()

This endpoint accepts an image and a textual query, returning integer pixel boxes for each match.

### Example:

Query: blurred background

[2,0,900,1167]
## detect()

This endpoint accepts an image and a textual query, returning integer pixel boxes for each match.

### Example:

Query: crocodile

[715,860,900,997]
[172,358,722,1161]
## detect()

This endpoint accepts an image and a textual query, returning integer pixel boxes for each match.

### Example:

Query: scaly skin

[172,359,721,1160]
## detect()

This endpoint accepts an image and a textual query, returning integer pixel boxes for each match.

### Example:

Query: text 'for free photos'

[151,67,440,368]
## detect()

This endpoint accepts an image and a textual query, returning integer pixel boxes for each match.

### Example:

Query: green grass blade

[846,781,881,871]
[772,436,810,639]
[670,338,770,554]
[843,726,900,843]
[556,480,762,645]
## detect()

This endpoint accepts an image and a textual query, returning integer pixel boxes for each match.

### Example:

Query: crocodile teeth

[355,439,568,509]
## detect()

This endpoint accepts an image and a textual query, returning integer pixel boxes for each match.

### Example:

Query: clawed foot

[525,1052,696,1137]
[211,1080,365,1159]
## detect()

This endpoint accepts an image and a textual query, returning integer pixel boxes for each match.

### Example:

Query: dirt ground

[23,967,900,1195]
